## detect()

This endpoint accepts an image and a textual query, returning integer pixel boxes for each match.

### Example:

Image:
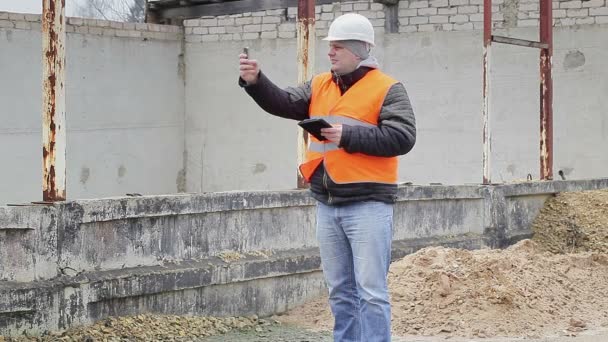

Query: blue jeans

[316,201,393,342]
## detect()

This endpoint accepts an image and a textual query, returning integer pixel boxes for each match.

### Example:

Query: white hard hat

[323,13,375,46]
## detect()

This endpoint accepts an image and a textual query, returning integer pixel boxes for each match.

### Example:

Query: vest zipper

[323,166,333,204]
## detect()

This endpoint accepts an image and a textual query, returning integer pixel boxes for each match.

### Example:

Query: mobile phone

[243,47,249,58]
[298,118,332,141]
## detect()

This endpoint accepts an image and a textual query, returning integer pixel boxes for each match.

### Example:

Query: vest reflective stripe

[308,116,374,153]
[298,70,399,184]
[310,115,377,128]
[309,141,340,153]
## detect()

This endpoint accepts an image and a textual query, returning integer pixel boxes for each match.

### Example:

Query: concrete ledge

[71,184,487,224]
[0,272,328,336]
[0,248,324,334]
[0,205,53,230]
[500,178,608,196]
[396,184,484,200]
[85,248,322,302]
[0,233,488,336]
[71,190,315,223]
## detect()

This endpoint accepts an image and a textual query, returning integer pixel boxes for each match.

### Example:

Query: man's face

[328,41,361,75]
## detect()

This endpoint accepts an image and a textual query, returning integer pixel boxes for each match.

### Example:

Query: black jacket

[239,67,416,205]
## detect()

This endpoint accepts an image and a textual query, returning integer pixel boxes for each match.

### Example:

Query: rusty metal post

[482,0,492,184]
[42,0,67,201]
[296,0,315,188]
[539,0,553,180]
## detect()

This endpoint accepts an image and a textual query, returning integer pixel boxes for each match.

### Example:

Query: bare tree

[75,0,145,23]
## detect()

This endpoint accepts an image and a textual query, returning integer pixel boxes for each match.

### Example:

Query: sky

[0,0,78,16]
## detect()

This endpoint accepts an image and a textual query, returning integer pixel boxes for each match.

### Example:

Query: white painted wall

[185,25,608,191]
[0,21,184,204]
[490,26,608,182]
[185,38,302,193]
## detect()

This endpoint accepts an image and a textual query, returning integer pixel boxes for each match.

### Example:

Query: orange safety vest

[299,69,399,184]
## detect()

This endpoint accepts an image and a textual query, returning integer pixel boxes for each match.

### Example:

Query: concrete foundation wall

[1,179,607,336]
[0,14,185,205]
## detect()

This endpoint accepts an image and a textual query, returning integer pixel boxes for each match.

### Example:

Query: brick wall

[183,0,608,41]
[184,2,386,43]
[0,12,181,40]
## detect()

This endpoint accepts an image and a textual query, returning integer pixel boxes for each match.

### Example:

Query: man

[239,13,416,342]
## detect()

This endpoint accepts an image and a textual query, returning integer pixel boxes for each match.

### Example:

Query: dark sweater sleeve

[239,71,311,121]
[339,83,416,157]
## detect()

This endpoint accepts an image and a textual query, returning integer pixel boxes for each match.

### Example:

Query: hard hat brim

[322,36,375,47]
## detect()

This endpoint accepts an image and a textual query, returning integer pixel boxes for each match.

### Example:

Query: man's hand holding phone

[298,118,343,144]
[320,125,342,144]
[239,47,260,85]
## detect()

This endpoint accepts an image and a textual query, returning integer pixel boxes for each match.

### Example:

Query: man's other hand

[239,53,260,85]
[321,125,343,144]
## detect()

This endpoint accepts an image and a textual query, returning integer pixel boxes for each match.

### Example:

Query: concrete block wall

[398,0,501,32]
[398,0,608,31]
[182,0,608,40]
[183,1,386,43]
[0,11,181,40]
[552,0,608,26]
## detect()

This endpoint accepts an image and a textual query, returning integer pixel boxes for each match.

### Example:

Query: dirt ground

[4,189,608,341]
[276,189,608,340]
[277,240,608,339]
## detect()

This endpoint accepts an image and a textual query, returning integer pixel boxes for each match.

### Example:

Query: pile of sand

[532,189,608,254]
[389,240,608,338]
[279,240,608,338]
[278,190,608,338]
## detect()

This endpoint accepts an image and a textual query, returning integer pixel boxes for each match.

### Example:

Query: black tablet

[298,118,332,141]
